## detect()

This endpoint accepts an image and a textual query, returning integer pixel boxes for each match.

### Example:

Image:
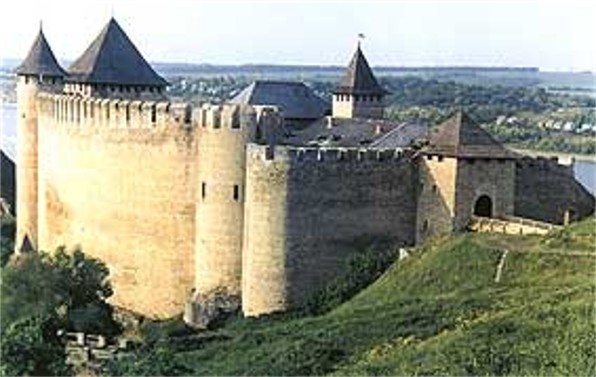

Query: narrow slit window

[201,182,207,200]
[233,185,240,201]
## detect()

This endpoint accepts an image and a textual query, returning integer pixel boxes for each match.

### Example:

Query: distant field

[2,59,594,90]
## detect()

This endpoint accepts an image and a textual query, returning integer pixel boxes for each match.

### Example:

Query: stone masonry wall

[454,158,516,229]
[514,157,595,224]
[332,95,384,119]
[416,156,458,243]
[15,77,40,252]
[194,104,257,297]
[36,93,198,317]
[243,145,418,316]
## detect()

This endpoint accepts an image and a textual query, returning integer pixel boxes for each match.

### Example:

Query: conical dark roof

[334,45,388,96]
[15,29,66,77]
[68,18,167,87]
[424,111,519,159]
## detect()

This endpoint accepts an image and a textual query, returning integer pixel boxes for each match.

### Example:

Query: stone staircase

[468,215,560,236]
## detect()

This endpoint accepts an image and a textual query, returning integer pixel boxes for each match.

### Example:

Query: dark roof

[230,81,329,120]
[15,29,66,77]
[285,117,420,148]
[370,122,428,148]
[423,111,519,159]
[334,45,388,96]
[68,18,167,87]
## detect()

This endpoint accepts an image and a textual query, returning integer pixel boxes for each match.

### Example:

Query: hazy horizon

[1,0,595,72]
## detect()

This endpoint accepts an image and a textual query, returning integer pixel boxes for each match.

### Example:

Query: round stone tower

[14,28,65,253]
[193,104,257,298]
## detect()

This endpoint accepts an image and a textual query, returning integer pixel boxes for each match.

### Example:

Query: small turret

[332,44,388,119]
[14,27,66,254]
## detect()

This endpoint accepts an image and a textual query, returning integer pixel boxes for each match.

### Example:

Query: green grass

[133,218,596,376]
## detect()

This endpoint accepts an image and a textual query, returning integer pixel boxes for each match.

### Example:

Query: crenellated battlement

[247,143,412,164]
[37,92,190,129]
[516,155,574,176]
[37,92,281,132]
[194,103,262,130]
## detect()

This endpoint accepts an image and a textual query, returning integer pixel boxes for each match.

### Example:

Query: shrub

[305,239,398,314]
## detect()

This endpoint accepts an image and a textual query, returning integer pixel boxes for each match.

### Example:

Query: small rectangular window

[438,155,444,162]
[201,182,207,200]
[233,185,240,201]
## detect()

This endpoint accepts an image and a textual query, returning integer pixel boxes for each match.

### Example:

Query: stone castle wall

[416,156,516,242]
[26,90,594,320]
[242,145,418,316]
[514,157,595,224]
[33,93,282,317]
[36,93,199,317]
[454,158,516,229]
[194,104,257,298]
[416,156,458,243]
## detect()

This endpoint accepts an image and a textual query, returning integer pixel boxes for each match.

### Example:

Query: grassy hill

[119,219,596,376]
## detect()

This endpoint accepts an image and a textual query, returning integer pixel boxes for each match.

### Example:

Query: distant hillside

[112,219,595,376]
[1,58,537,75]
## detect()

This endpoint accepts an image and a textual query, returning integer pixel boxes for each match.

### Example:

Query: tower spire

[15,27,66,77]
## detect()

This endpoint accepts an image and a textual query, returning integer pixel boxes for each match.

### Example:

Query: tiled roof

[333,45,388,96]
[424,111,519,159]
[15,29,66,77]
[68,18,167,87]
[230,81,329,120]
[286,117,423,148]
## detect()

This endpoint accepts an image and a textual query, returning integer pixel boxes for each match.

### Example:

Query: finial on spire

[39,19,43,32]
[357,33,365,47]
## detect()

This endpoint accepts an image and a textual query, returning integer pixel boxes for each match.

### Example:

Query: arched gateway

[474,195,493,217]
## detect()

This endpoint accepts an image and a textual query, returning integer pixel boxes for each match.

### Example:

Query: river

[1,102,595,194]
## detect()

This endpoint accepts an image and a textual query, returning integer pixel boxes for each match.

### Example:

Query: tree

[1,247,121,375]
[0,314,72,376]
[0,215,15,267]
[1,247,120,335]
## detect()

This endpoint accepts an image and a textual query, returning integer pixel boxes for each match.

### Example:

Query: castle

[14,19,594,321]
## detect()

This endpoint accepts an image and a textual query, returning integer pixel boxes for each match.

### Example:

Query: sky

[0,0,594,72]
